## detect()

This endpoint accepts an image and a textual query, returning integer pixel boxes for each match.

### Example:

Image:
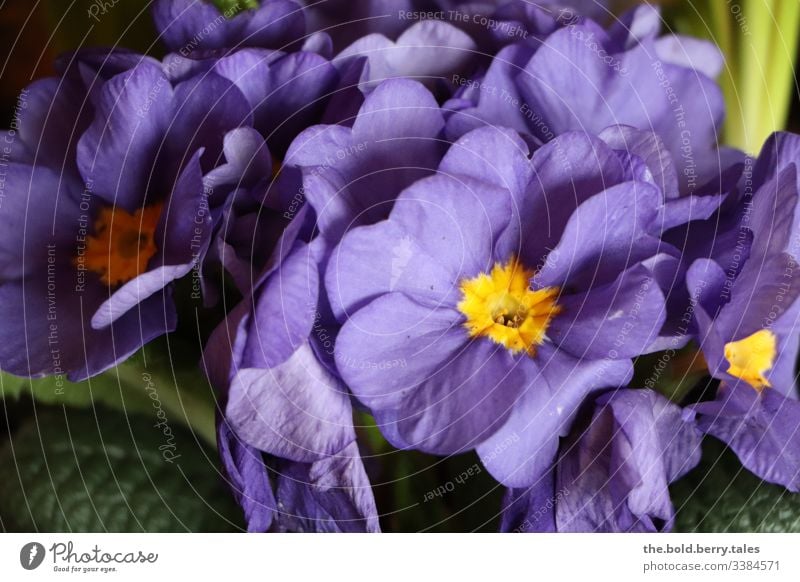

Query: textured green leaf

[673,441,800,532]
[0,407,242,532]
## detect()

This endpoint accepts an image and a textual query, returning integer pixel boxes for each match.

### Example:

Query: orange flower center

[80,204,163,287]
[458,257,561,356]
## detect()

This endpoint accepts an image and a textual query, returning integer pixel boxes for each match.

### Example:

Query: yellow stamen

[80,203,163,287]
[457,257,561,356]
[724,329,777,391]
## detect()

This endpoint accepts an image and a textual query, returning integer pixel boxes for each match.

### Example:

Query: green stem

[709,0,745,149]
[767,0,800,133]
[710,0,734,65]
[738,0,776,153]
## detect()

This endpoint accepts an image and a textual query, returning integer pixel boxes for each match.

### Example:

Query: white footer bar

[1,533,798,581]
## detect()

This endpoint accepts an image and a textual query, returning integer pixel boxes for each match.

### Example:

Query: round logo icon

[20,542,46,570]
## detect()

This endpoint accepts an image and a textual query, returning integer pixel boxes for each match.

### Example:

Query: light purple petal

[477,349,633,488]
[694,382,800,491]
[242,241,319,370]
[549,264,667,359]
[534,180,663,291]
[337,292,526,453]
[325,173,510,320]
[227,342,355,464]
[272,441,380,532]
[557,389,702,532]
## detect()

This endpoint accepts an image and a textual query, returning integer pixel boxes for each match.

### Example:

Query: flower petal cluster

[4,0,800,533]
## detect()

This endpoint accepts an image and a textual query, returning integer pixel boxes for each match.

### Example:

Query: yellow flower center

[724,329,777,391]
[457,257,561,356]
[80,203,163,287]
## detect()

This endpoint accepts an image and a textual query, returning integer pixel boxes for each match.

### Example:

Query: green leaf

[119,340,219,447]
[212,0,259,14]
[1,369,154,412]
[673,441,800,532]
[1,338,219,448]
[0,406,242,532]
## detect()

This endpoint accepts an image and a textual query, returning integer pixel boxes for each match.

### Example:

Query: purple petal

[212,48,337,152]
[287,79,445,239]
[203,127,273,194]
[238,1,305,50]
[658,193,725,232]
[0,274,175,380]
[598,125,679,200]
[693,382,800,491]
[77,62,173,210]
[477,348,633,488]
[242,241,319,369]
[217,421,275,532]
[12,77,91,167]
[499,472,557,533]
[534,180,663,291]
[152,0,230,51]
[549,264,667,360]
[337,20,477,90]
[0,164,82,280]
[747,165,798,258]
[255,51,338,151]
[517,25,724,191]
[337,292,526,453]
[325,173,510,320]
[655,35,724,79]
[227,341,355,464]
[438,126,532,197]
[607,4,661,49]
[203,300,251,392]
[556,389,702,532]
[514,132,627,268]
[272,441,380,532]
[167,72,253,172]
[754,132,800,199]
[443,43,538,140]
